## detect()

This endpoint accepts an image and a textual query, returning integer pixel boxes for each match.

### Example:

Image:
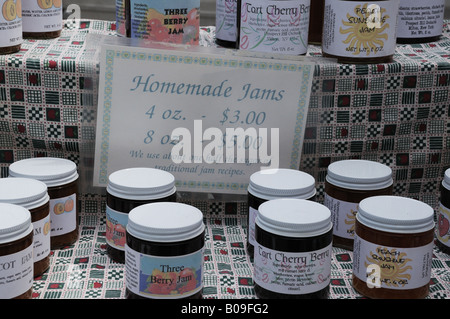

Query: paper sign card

[93,44,314,194]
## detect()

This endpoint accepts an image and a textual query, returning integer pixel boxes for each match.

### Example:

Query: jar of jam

[254,198,333,299]
[116,0,128,37]
[322,0,400,64]
[0,178,50,277]
[247,168,316,257]
[353,196,435,299]
[437,168,450,255]
[215,0,238,48]
[0,0,22,55]
[324,159,393,250]
[106,167,177,263]
[125,202,205,299]
[397,0,444,44]
[9,157,79,249]
[0,203,34,299]
[21,0,62,39]
[237,0,311,55]
[308,0,324,44]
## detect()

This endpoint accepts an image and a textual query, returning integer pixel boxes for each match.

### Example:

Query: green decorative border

[98,47,313,190]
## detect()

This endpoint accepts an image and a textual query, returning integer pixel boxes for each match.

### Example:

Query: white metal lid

[127,202,205,243]
[0,178,49,210]
[256,198,332,238]
[248,169,316,200]
[9,157,78,187]
[326,160,393,190]
[0,203,33,244]
[107,167,176,200]
[443,168,450,191]
[357,196,435,234]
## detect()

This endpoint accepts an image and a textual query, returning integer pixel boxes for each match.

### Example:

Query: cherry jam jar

[254,198,333,299]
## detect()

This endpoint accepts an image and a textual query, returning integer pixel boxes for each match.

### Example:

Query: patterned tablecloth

[0,20,449,299]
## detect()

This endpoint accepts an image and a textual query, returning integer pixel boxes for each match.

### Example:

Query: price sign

[93,44,314,194]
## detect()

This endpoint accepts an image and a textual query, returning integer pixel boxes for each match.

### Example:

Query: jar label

[129,0,200,44]
[49,193,76,237]
[239,0,311,54]
[106,205,128,251]
[33,214,51,262]
[322,0,399,58]
[253,243,332,294]
[353,235,433,290]
[324,193,357,240]
[437,203,450,248]
[116,0,127,36]
[216,0,237,42]
[0,0,22,48]
[21,0,62,33]
[0,243,33,298]
[397,0,444,38]
[248,206,258,246]
[125,245,203,298]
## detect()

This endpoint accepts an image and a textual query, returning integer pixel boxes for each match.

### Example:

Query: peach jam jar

[0,203,34,299]
[254,199,333,299]
[125,202,205,299]
[324,160,393,250]
[352,196,435,299]
[322,0,400,63]
[106,167,176,263]
[9,157,79,249]
[0,178,50,277]
[247,169,316,256]
[437,168,450,255]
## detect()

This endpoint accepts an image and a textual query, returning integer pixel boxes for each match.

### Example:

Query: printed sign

[93,44,314,194]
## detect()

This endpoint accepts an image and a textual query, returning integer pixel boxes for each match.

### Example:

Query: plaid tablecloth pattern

[0,20,449,299]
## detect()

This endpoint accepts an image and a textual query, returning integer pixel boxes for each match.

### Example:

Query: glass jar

[322,0,400,64]
[106,167,177,263]
[254,198,333,299]
[9,157,79,249]
[308,0,324,44]
[21,0,62,39]
[396,0,444,44]
[215,0,238,48]
[324,159,393,250]
[0,0,22,55]
[0,203,34,299]
[126,0,200,44]
[125,202,205,299]
[352,196,435,299]
[237,0,311,55]
[116,0,128,36]
[0,178,50,277]
[437,168,450,255]
[247,168,316,257]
